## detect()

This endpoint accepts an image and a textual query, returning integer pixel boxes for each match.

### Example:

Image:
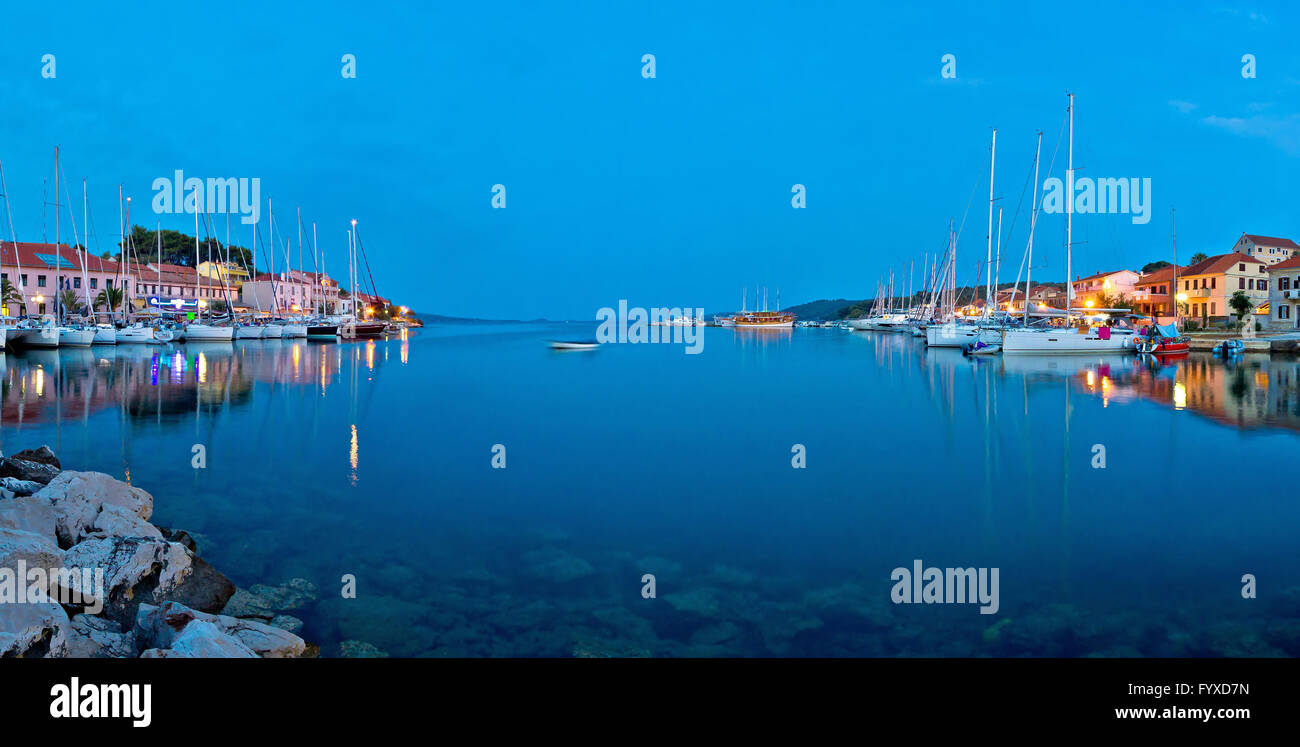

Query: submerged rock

[221,578,319,621]
[523,547,595,583]
[338,640,389,658]
[664,587,723,617]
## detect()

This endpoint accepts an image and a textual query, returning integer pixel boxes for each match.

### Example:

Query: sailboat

[49,149,93,346]
[1003,94,1137,354]
[183,210,233,341]
[927,132,1005,349]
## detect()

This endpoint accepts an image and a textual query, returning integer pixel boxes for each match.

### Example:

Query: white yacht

[925,321,1002,348]
[183,323,235,341]
[92,324,117,344]
[1002,319,1137,354]
[11,316,60,348]
[57,325,96,347]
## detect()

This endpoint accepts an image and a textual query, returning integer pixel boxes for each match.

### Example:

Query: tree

[208,299,228,314]
[1189,252,1209,264]
[1140,260,1171,274]
[1095,292,1133,310]
[1228,290,1254,323]
[58,289,81,315]
[0,278,21,311]
[94,287,124,313]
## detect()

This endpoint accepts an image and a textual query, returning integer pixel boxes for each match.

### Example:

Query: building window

[1281,305,1291,320]
[1211,303,1217,315]
[90,278,97,289]
[38,303,45,314]
[106,279,113,289]
[1283,277,1292,291]
[37,275,46,287]
[1239,263,1246,271]
[1240,278,1245,289]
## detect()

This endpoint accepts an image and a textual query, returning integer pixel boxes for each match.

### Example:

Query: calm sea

[3,324,1298,657]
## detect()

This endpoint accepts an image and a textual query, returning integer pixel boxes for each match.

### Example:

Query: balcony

[1185,288,1211,298]
[1286,289,1300,300]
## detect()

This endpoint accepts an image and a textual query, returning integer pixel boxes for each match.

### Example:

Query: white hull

[925,323,1001,348]
[58,328,96,347]
[115,327,163,344]
[92,327,117,344]
[1002,328,1135,354]
[235,325,264,339]
[12,327,59,347]
[260,325,284,338]
[184,325,235,341]
[278,324,308,338]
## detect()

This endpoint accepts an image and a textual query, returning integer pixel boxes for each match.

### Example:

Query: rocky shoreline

[0,445,312,658]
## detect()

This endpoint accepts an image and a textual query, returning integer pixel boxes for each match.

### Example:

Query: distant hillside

[781,298,862,320]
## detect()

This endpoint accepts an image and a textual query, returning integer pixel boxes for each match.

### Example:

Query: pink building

[0,242,132,317]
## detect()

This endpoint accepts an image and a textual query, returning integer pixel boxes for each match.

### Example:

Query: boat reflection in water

[0,338,370,427]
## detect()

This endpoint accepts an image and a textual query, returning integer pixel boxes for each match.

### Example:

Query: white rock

[65,614,138,658]
[0,494,57,541]
[59,536,192,615]
[135,601,305,658]
[0,601,70,657]
[0,526,64,575]
[36,471,155,548]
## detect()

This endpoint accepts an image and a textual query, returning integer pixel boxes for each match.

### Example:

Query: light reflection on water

[1,327,1297,657]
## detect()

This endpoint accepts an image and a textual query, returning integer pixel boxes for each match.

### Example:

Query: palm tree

[94,287,124,314]
[59,289,80,316]
[1189,252,1209,264]
[0,278,21,313]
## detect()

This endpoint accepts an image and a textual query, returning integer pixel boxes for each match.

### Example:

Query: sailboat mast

[1065,93,1075,312]
[1171,208,1178,326]
[54,147,59,320]
[994,207,1002,317]
[985,128,996,320]
[1025,131,1042,323]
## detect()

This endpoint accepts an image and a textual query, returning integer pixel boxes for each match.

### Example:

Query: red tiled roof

[1073,269,1136,284]
[1243,234,1300,250]
[1135,264,1184,285]
[1268,256,1300,271]
[1181,252,1264,276]
[0,241,126,273]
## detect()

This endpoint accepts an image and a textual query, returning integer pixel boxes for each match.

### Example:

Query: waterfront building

[240,270,340,315]
[0,242,133,317]
[1175,252,1268,327]
[1131,264,1182,323]
[197,260,251,288]
[1071,269,1139,307]
[1265,256,1300,331]
[1231,233,1299,266]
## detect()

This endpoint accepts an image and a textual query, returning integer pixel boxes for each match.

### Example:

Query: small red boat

[1136,324,1189,355]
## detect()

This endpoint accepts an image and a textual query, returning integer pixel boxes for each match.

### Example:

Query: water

[3,325,1298,657]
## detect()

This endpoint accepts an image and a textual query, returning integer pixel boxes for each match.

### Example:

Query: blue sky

[0,1,1295,319]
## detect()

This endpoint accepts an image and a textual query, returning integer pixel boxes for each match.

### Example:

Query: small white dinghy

[548,340,599,351]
